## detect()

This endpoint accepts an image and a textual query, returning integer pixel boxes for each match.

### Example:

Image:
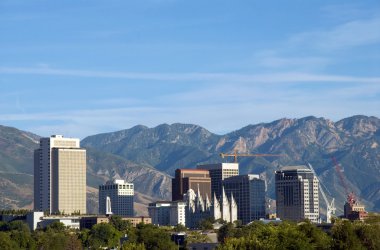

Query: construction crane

[307,163,336,223]
[219,150,283,163]
[331,156,369,221]
[331,156,356,205]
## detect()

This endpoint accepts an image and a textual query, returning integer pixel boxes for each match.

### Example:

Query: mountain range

[0,115,379,216]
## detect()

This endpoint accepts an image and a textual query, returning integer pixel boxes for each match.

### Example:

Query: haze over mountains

[1,115,379,215]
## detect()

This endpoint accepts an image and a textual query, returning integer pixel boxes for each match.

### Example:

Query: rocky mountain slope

[0,126,171,215]
[0,115,379,216]
[82,115,380,213]
[0,125,39,209]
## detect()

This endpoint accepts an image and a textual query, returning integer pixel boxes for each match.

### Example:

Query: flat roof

[279,165,311,171]
[197,163,239,170]
[177,169,209,172]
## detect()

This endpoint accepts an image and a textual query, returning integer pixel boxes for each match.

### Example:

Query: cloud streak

[290,17,380,50]
[1,66,379,84]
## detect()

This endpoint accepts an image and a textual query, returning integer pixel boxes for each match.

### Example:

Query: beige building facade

[34,135,86,214]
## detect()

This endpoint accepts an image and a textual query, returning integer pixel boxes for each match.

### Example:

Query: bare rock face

[82,116,380,212]
[1,115,380,214]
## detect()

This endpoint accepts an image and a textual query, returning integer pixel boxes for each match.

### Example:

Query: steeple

[212,192,221,220]
[205,193,211,210]
[195,184,205,212]
[221,186,230,222]
[106,196,113,216]
[230,192,238,223]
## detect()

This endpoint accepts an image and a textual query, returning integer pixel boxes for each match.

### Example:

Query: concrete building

[172,169,211,201]
[148,201,186,226]
[80,216,110,230]
[275,166,319,223]
[0,211,44,231]
[122,216,152,227]
[37,216,80,230]
[99,179,134,217]
[223,174,266,224]
[344,193,368,221]
[34,135,86,214]
[197,163,239,199]
[80,216,151,230]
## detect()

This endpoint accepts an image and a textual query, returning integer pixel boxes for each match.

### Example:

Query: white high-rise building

[275,166,319,223]
[34,135,86,214]
[99,179,134,217]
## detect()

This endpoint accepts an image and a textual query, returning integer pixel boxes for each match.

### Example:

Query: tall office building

[197,163,239,199]
[275,166,319,223]
[172,169,211,201]
[223,174,266,224]
[34,135,86,214]
[99,179,134,217]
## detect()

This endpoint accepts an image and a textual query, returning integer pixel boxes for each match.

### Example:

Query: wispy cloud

[1,66,379,83]
[289,17,380,50]
[258,56,331,70]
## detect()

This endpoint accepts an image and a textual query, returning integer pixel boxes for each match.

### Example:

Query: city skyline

[1,0,379,139]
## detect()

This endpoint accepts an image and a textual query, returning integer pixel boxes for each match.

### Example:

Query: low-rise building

[0,211,44,231]
[122,216,151,227]
[148,201,186,226]
[80,216,110,230]
[37,216,80,230]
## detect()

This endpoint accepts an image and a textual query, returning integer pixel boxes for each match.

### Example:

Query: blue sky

[1,0,379,138]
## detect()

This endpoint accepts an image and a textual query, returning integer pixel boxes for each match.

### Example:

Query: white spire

[106,196,113,216]
[230,192,238,223]
[205,193,211,210]
[221,186,230,222]
[212,192,221,220]
[195,185,205,212]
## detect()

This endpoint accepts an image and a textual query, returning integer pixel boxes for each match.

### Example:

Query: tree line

[0,213,379,249]
[217,215,380,250]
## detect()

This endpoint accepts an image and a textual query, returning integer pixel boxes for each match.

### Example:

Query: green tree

[297,221,332,249]
[89,222,121,249]
[331,220,364,250]
[109,215,138,243]
[78,228,90,248]
[109,215,133,232]
[45,221,66,233]
[217,222,236,243]
[10,224,36,250]
[136,223,177,250]
[276,222,312,250]
[354,222,380,250]
[34,230,71,250]
[173,223,187,232]
[0,231,18,250]
[185,231,211,245]
[65,234,83,250]
[365,213,380,225]
[122,242,146,250]
[199,218,214,231]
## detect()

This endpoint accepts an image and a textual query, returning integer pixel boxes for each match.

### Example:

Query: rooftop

[279,165,311,171]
